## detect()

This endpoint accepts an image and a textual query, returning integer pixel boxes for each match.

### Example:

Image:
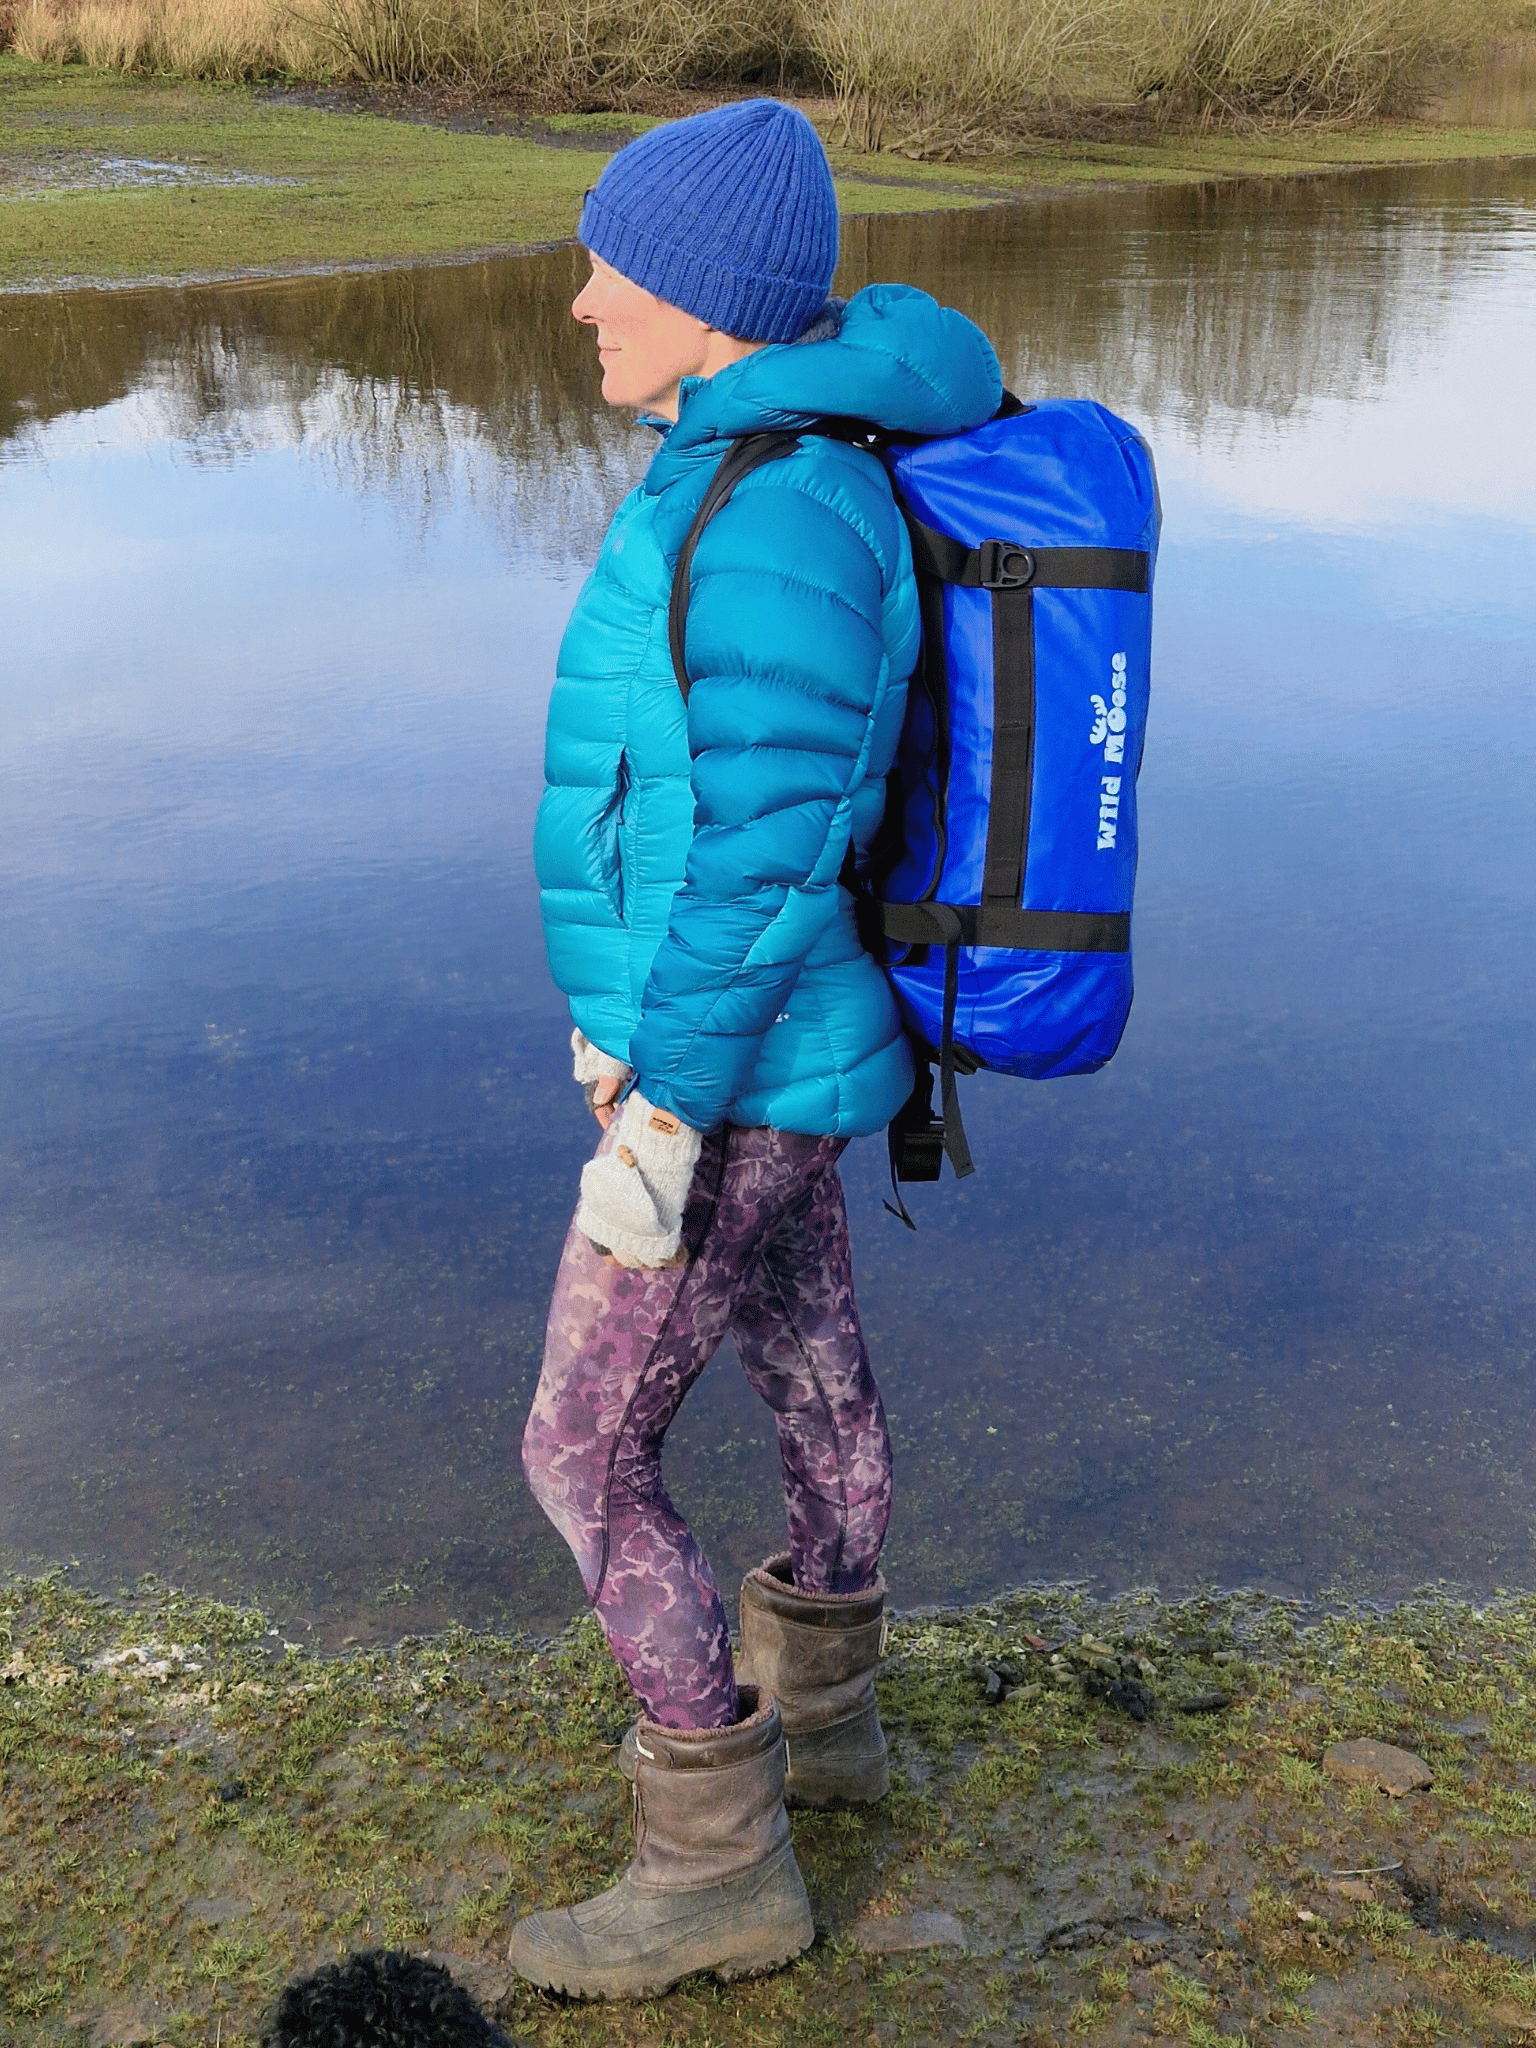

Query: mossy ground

[10,1570,1536,2044]
[2,57,1534,292]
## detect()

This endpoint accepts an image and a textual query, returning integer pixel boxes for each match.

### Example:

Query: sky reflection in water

[1,160,1533,1644]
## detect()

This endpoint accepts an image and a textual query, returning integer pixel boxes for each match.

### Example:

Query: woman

[510,98,1000,1998]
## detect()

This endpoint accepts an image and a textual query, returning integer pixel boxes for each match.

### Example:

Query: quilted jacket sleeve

[626,444,909,1132]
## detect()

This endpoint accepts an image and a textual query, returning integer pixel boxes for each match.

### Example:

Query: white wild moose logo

[1090,651,1130,850]
[1089,651,1129,762]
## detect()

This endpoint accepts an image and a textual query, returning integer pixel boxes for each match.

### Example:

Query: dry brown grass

[8,0,801,93]
[1119,0,1485,122]
[808,0,1119,156]
[288,0,799,98]
[3,0,1504,144]
[10,0,317,76]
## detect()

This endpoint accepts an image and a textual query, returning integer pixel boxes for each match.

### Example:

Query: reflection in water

[0,253,642,565]
[2,160,1534,1644]
[843,168,1483,427]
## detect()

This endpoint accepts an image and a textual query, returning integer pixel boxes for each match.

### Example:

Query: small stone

[851,1910,966,1955]
[1322,1739,1433,1796]
[971,1661,1004,1706]
[1174,1689,1231,1714]
[1040,1917,1113,1953]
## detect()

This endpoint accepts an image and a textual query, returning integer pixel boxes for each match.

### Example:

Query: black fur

[261,1948,513,2048]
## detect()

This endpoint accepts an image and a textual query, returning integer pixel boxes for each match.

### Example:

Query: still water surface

[2,161,1534,1645]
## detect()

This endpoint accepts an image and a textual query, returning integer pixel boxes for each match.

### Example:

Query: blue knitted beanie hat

[578,99,839,345]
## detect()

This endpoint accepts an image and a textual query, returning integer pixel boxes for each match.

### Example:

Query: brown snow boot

[506,1686,813,1999]
[736,1553,890,1807]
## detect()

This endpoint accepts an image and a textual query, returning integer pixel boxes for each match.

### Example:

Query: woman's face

[571,255,756,421]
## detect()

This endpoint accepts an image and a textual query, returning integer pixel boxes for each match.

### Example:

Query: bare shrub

[292,0,802,96]
[806,0,1116,155]
[290,0,437,86]
[1117,0,1483,119]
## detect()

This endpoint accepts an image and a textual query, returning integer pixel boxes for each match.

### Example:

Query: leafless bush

[285,0,801,96]
[807,0,1117,155]
[1117,0,1482,120]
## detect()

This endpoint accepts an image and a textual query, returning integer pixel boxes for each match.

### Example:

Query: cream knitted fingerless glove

[571,1027,632,1112]
[575,1087,703,1269]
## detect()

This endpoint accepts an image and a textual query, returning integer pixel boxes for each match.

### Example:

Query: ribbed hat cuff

[580,191,826,345]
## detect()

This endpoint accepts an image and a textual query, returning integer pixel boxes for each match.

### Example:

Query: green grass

[0,58,610,288]
[2,55,1534,292]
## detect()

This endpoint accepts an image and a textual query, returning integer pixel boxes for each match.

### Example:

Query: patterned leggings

[522,1124,893,1731]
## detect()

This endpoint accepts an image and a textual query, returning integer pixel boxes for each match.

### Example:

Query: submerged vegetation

[4,0,1533,156]
[11,1569,1536,2043]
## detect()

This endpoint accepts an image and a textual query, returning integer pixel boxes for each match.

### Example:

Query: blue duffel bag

[670,393,1160,1209]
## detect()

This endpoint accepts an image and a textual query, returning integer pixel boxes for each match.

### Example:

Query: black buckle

[889,1069,945,1185]
[893,1121,944,1182]
[977,539,1035,590]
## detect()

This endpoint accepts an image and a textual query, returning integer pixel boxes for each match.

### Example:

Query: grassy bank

[9,1569,1536,2045]
[3,57,1535,293]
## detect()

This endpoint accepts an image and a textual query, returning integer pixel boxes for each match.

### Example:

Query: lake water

[2,159,1534,1647]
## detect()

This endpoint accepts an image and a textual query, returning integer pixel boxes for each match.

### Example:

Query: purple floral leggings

[522,1124,893,1731]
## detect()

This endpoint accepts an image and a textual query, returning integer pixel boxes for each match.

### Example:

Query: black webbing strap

[929,904,973,1179]
[905,519,1150,594]
[982,587,1035,909]
[881,902,1130,953]
[668,431,804,702]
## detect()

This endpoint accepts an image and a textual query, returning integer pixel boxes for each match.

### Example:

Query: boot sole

[513,1932,812,2000]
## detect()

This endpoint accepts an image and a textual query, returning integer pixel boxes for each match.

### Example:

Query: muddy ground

[8,1571,1536,2044]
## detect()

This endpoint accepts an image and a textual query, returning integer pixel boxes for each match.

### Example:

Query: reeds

[293,0,798,100]
[7,0,800,94]
[10,0,318,78]
[3,0,1496,144]
[808,0,1120,156]
[1119,0,1483,121]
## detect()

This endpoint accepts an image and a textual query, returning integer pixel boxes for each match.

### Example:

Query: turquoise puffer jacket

[536,284,1001,1136]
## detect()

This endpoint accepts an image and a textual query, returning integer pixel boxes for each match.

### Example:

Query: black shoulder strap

[667,430,804,703]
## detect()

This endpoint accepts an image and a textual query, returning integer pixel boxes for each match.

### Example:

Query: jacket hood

[647,283,1002,487]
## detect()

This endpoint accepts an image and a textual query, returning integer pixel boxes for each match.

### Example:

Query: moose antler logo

[1089,651,1129,765]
